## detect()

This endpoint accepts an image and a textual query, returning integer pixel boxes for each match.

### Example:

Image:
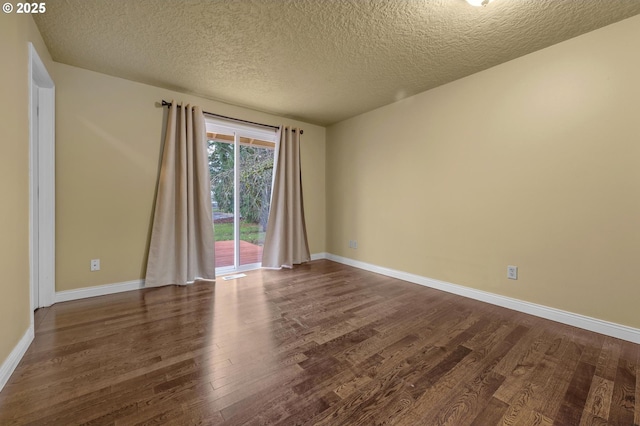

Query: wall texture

[54,63,326,291]
[326,15,640,328]
[0,15,53,366]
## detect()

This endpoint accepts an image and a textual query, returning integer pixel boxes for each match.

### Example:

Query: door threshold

[216,263,262,276]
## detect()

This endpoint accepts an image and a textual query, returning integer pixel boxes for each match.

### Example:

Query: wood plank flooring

[0,260,637,425]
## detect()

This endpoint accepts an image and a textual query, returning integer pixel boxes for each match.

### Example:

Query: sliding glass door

[206,118,277,273]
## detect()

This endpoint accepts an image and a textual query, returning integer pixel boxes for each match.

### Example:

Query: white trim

[311,252,328,261]
[325,254,640,344]
[0,325,34,392]
[205,118,278,142]
[54,280,145,304]
[28,43,55,309]
[29,75,39,311]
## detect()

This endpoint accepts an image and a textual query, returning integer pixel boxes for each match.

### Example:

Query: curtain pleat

[145,102,215,287]
[261,127,310,268]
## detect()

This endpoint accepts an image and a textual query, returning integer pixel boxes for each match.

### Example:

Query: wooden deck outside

[215,240,263,268]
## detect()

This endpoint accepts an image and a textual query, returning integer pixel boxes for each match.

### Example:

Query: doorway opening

[29,43,55,312]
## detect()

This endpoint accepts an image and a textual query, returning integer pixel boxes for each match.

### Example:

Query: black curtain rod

[161,100,303,134]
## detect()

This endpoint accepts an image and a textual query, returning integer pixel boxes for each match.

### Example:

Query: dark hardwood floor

[0,260,637,425]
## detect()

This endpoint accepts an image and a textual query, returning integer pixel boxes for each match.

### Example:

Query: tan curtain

[262,127,310,268]
[145,102,215,287]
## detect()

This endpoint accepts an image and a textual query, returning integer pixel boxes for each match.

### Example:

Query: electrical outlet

[507,265,518,280]
[349,240,358,249]
[91,259,100,272]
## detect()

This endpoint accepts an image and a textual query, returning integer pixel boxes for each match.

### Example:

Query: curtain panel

[145,102,216,287]
[262,127,311,268]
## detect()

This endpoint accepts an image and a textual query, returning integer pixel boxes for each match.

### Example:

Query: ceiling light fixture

[466,0,494,6]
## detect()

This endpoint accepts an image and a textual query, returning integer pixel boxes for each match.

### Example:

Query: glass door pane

[239,143,274,266]
[209,138,235,269]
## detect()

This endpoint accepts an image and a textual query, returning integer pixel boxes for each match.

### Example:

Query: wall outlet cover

[91,259,101,272]
[507,265,518,280]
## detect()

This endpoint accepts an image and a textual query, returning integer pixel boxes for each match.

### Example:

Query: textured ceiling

[34,0,640,126]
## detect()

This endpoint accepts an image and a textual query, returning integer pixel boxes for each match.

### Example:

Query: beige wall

[0,15,53,366]
[326,15,640,328]
[54,63,326,291]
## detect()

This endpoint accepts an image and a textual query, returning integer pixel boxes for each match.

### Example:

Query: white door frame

[29,43,55,310]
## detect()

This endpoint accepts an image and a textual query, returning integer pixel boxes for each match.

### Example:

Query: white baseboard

[55,279,145,303]
[325,253,640,344]
[0,325,34,392]
[310,252,328,261]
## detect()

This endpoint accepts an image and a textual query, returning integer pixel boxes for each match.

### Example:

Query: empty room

[1,1,639,424]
